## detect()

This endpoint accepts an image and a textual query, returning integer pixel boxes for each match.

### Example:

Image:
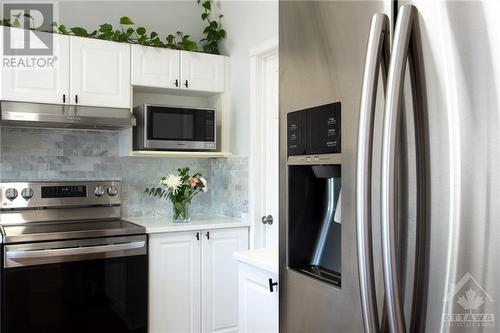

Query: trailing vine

[0,1,227,54]
[198,0,226,54]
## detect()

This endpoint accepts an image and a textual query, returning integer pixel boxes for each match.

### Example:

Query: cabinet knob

[63,94,66,103]
[261,215,273,225]
[175,79,179,87]
[196,232,200,241]
[205,231,210,240]
[268,278,278,292]
[75,95,78,104]
[184,80,189,88]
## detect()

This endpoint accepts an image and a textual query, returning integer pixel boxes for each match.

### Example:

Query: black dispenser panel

[287,102,341,156]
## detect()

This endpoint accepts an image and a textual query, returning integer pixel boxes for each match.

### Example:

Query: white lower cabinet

[149,227,249,333]
[149,231,202,333]
[238,263,278,333]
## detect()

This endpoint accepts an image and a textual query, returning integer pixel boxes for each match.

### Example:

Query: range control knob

[94,186,106,197]
[21,188,34,200]
[4,188,18,201]
[107,185,119,197]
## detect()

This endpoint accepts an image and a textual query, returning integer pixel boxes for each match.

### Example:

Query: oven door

[1,235,147,333]
[144,105,216,151]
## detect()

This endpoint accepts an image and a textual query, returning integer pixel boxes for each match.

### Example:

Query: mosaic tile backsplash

[0,127,248,218]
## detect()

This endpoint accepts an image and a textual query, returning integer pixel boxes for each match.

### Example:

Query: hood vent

[0,101,136,130]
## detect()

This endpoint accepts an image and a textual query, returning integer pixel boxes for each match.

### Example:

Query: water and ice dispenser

[287,102,342,287]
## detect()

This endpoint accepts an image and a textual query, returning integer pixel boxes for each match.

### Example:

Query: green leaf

[58,24,69,35]
[210,21,218,29]
[97,31,113,40]
[201,13,209,20]
[70,27,89,37]
[88,30,98,37]
[138,34,148,45]
[99,23,113,33]
[126,27,134,36]
[150,31,158,39]
[119,16,134,25]
[136,26,146,35]
[202,0,211,10]
[166,34,175,45]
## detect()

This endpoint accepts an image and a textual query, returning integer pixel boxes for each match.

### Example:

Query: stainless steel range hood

[0,101,136,130]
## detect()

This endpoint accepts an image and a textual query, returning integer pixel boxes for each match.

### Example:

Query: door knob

[261,215,273,225]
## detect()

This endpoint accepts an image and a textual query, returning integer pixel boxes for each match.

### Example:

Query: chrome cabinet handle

[356,13,390,333]
[381,5,429,333]
[261,215,273,225]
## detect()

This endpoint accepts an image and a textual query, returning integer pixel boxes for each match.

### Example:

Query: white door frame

[249,39,278,249]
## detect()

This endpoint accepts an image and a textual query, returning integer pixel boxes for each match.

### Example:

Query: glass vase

[172,201,191,223]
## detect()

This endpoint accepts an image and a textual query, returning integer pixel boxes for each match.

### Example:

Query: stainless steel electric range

[0,181,147,333]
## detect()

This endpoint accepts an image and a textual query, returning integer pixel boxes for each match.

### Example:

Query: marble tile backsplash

[0,127,248,218]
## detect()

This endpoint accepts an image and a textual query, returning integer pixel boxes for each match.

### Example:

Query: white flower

[161,174,182,194]
[200,177,208,192]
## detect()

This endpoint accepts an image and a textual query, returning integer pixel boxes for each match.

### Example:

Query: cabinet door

[131,45,180,89]
[70,36,130,108]
[180,51,225,92]
[239,264,278,333]
[202,228,249,333]
[1,27,69,104]
[149,232,201,333]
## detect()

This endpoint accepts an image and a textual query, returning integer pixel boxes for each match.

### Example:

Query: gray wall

[0,127,248,219]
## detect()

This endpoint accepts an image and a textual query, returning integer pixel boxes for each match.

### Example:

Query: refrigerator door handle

[381,4,429,333]
[356,13,390,333]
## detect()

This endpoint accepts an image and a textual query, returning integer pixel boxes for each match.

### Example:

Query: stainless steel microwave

[133,104,216,151]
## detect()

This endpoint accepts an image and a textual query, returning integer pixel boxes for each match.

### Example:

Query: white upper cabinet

[131,44,180,89]
[1,27,70,104]
[70,37,130,108]
[202,228,249,333]
[181,51,225,93]
[149,231,202,333]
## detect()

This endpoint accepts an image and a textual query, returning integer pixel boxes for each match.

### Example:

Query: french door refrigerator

[279,1,500,332]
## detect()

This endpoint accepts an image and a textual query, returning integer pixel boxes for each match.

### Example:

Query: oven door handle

[5,241,146,267]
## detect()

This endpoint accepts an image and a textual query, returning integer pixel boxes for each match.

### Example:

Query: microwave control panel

[287,102,341,156]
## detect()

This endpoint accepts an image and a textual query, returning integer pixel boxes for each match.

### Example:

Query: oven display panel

[41,186,87,198]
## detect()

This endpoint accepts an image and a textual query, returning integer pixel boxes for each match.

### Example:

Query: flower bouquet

[145,167,207,223]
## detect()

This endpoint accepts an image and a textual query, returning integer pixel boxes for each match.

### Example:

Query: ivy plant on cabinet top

[0,0,226,55]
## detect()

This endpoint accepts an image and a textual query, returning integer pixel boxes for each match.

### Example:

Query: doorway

[249,41,279,249]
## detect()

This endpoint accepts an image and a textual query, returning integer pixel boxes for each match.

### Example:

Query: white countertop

[233,248,278,274]
[124,216,250,234]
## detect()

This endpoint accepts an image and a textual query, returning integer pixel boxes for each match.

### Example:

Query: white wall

[217,0,278,155]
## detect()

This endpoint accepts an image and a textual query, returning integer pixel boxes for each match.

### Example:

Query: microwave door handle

[356,12,390,333]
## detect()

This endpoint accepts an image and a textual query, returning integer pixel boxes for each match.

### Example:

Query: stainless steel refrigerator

[279,1,500,332]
